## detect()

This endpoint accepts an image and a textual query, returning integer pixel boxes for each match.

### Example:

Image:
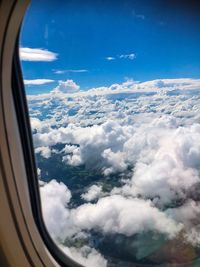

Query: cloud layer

[28,78,200,266]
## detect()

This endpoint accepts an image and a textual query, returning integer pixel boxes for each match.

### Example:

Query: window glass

[20,1,200,266]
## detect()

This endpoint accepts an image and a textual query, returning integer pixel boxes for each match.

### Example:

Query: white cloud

[54,80,80,94]
[71,195,183,238]
[33,115,200,207]
[106,54,136,61]
[54,69,88,74]
[61,245,107,267]
[81,185,103,202]
[28,77,200,264]
[37,167,41,178]
[119,53,136,60]
[27,78,200,101]
[30,117,42,130]
[20,47,58,61]
[41,180,182,240]
[106,57,115,61]
[30,117,52,134]
[40,179,72,240]
[35,146,51,158]
[24,79,55,85]
[40,180,108,267]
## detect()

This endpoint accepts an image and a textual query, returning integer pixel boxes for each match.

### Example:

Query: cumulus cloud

[27,78,200,101]
[81,185,103,201]
[40,180,185,255]
[71,195,183,238]
[20,47,58,61]
[29,77,200,264]
[54,80,80,94]
[30,78,200,208]
[24,79,55,85]
[33,117,200,208]
[40,180,72,240]
[40,180,107,266]
[31,117,42,130]
[35,146,51,158]
[61,245,107,267]
[30,117,52,134]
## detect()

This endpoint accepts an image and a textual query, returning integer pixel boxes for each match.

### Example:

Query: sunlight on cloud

[20,47,58,61]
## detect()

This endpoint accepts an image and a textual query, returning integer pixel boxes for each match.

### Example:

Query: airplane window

[19,1,200,266]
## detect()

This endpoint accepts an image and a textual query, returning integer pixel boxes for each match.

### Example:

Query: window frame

[0,1,83,267]
[12,42,83,267]
[2,1,200,267]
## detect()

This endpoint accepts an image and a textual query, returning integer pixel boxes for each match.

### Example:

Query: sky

[20,0,200,94]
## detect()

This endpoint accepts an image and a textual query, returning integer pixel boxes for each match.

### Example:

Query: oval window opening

[20,1,200,266]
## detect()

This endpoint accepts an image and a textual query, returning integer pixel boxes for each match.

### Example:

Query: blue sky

[20,0,200,94]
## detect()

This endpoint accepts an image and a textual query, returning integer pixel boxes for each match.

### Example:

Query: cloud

[54,69,88,74]
[53,80,80,94]
[30,117,52,134]
[27,78,200,101]
[28,77,200,264]
[106,54,136,61]
[24,79,55,85]
[40,180,107,267]
[40,179,72,240]
[61,245,107,267]
[71,195,183,238]
[106,57,115,61]
[33,112,200,207]
[41,180,182,239]
[20,47,58,61]
[37,167,41,178]
[81,185,103,202]
[35,146,51,158]
[119,53,136,60]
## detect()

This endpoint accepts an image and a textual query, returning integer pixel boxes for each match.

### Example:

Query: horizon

[20,0,200,94]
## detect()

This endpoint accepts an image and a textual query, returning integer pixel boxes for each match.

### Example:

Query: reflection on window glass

[20,1,200,266]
